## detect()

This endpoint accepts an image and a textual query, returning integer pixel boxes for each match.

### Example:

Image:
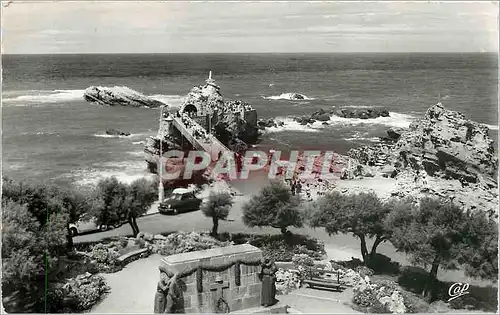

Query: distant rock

[333,108,390,119]
[310,109,331,122]
[84,86,165,108]
[105,128,130,136]
[257,118,284,129]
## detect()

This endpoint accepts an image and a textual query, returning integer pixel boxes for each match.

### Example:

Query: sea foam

[3,89,85,104]
[263,93,315,101]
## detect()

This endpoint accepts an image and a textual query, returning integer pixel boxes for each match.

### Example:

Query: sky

[1,1,498,54]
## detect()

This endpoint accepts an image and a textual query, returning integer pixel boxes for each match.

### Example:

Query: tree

[242,181,303,235]
[123,178,157,236]
[91,177,157,237]
[91,177,127,229]
[200,191,234,237]
[309,191,394,265]
[387,197,498,301]
[2,177,90,251]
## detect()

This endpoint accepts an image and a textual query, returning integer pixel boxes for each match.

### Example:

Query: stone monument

[158,244,280,313]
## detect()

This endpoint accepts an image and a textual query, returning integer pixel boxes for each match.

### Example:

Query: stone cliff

[348,103,498,214]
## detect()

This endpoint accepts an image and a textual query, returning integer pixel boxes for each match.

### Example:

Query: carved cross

[210,277,229,312]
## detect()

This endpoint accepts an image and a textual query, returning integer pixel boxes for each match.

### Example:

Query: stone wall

[160,244,263,313]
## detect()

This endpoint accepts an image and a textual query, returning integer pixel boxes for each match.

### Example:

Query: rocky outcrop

[348,103,498,213]
[393,103,497,182]
[84,86,165,108]
[381,127,405,142]
[105,129,130,136]
[293,108,331,125]
[257,118,284,130]
[333,107,390,119]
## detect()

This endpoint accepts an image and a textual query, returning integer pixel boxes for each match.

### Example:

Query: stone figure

[154,271,179,313]
[258,258,278,307]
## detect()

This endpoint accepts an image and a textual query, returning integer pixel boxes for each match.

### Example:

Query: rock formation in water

[105,128,130,136]
[348,103,498,213]
[333,107,390,119]
[84,86,165,108]
[144,76,260,175]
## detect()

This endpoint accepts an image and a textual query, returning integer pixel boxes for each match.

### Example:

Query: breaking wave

[483,124,499,131]
[263,93,315,101]
[3,89,85,104]
[149,94,185,107]
[328,112,415,128]
[263,117,321,133]
[67,161,154,187]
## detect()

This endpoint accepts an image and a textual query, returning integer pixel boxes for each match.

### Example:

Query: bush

[135,238,146,249]
[275,269,301,294]
[355,266,375,277]
[219,233,326,262]
[86,243,121,273]
[367,253,401,275]
[119,238,128,248]
[156,232,232,256]
[47,273,110,312]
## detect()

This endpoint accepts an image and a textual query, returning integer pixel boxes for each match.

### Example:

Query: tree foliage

[387,197,498,300]
[242,181,303,234]
[200,191,233,236]
[309,191,393,264]
[91,176,157,236]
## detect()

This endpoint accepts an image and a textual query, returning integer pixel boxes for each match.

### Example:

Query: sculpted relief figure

[259,258,278,307]
[154,271,180,313]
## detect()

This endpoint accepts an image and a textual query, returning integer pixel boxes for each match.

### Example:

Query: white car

[69,218,122,236]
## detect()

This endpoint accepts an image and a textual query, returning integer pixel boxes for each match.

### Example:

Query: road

[74,172,495,287]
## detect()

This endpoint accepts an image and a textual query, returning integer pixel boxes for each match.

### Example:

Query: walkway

[170,115,231,161]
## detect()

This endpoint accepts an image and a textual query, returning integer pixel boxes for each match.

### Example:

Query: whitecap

[132,141,146,145]
[67,161,155,187]
[328,112,415,128]
[93,134,132,139]
[263,117,321,133]
[3,89,85,104]
[263,93,315,101]
[148,94,185,107]
[483,124,499,131]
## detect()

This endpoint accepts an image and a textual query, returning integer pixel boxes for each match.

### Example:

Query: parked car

[69,218,123,236]
[159,187,203,215]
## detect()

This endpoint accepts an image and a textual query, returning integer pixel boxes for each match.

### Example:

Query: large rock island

[84,86,165,108]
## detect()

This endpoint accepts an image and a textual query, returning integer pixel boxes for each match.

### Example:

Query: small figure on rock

[259,258,278,307]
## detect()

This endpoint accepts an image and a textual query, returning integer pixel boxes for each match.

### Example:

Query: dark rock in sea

[258,118,278,129]
[294,116,315,125]
[106,128,130,136]
[84,86,165,108]
[310,109,331,122]
[333,108,390,119]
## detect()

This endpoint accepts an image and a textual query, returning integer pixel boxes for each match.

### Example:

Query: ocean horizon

[2,52,498,187]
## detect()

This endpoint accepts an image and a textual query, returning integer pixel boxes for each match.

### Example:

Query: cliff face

[349,103,498,214]
[393,103,497,182]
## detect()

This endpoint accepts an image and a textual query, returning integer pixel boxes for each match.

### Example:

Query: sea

[2,53,498,188]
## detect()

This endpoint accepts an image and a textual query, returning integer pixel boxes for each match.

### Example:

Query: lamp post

[158,105,165,203]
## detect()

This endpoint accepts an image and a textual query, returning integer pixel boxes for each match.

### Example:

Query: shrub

[367,253,401,275]
[47,273,110,312]
[135,238,146,249]
[87,243,121,273]
[156,232,232,256]
[275,269,301,294]
[355,266,375,277]
[119,238,128,248]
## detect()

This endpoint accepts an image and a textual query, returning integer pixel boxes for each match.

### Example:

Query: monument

[156,244,288,313]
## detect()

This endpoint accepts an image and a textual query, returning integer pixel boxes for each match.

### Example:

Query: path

[92,254,163,313]
[91,255,359,314]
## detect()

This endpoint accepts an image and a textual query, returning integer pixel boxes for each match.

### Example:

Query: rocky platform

[348,103,498,214]
[84,86,165,108]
